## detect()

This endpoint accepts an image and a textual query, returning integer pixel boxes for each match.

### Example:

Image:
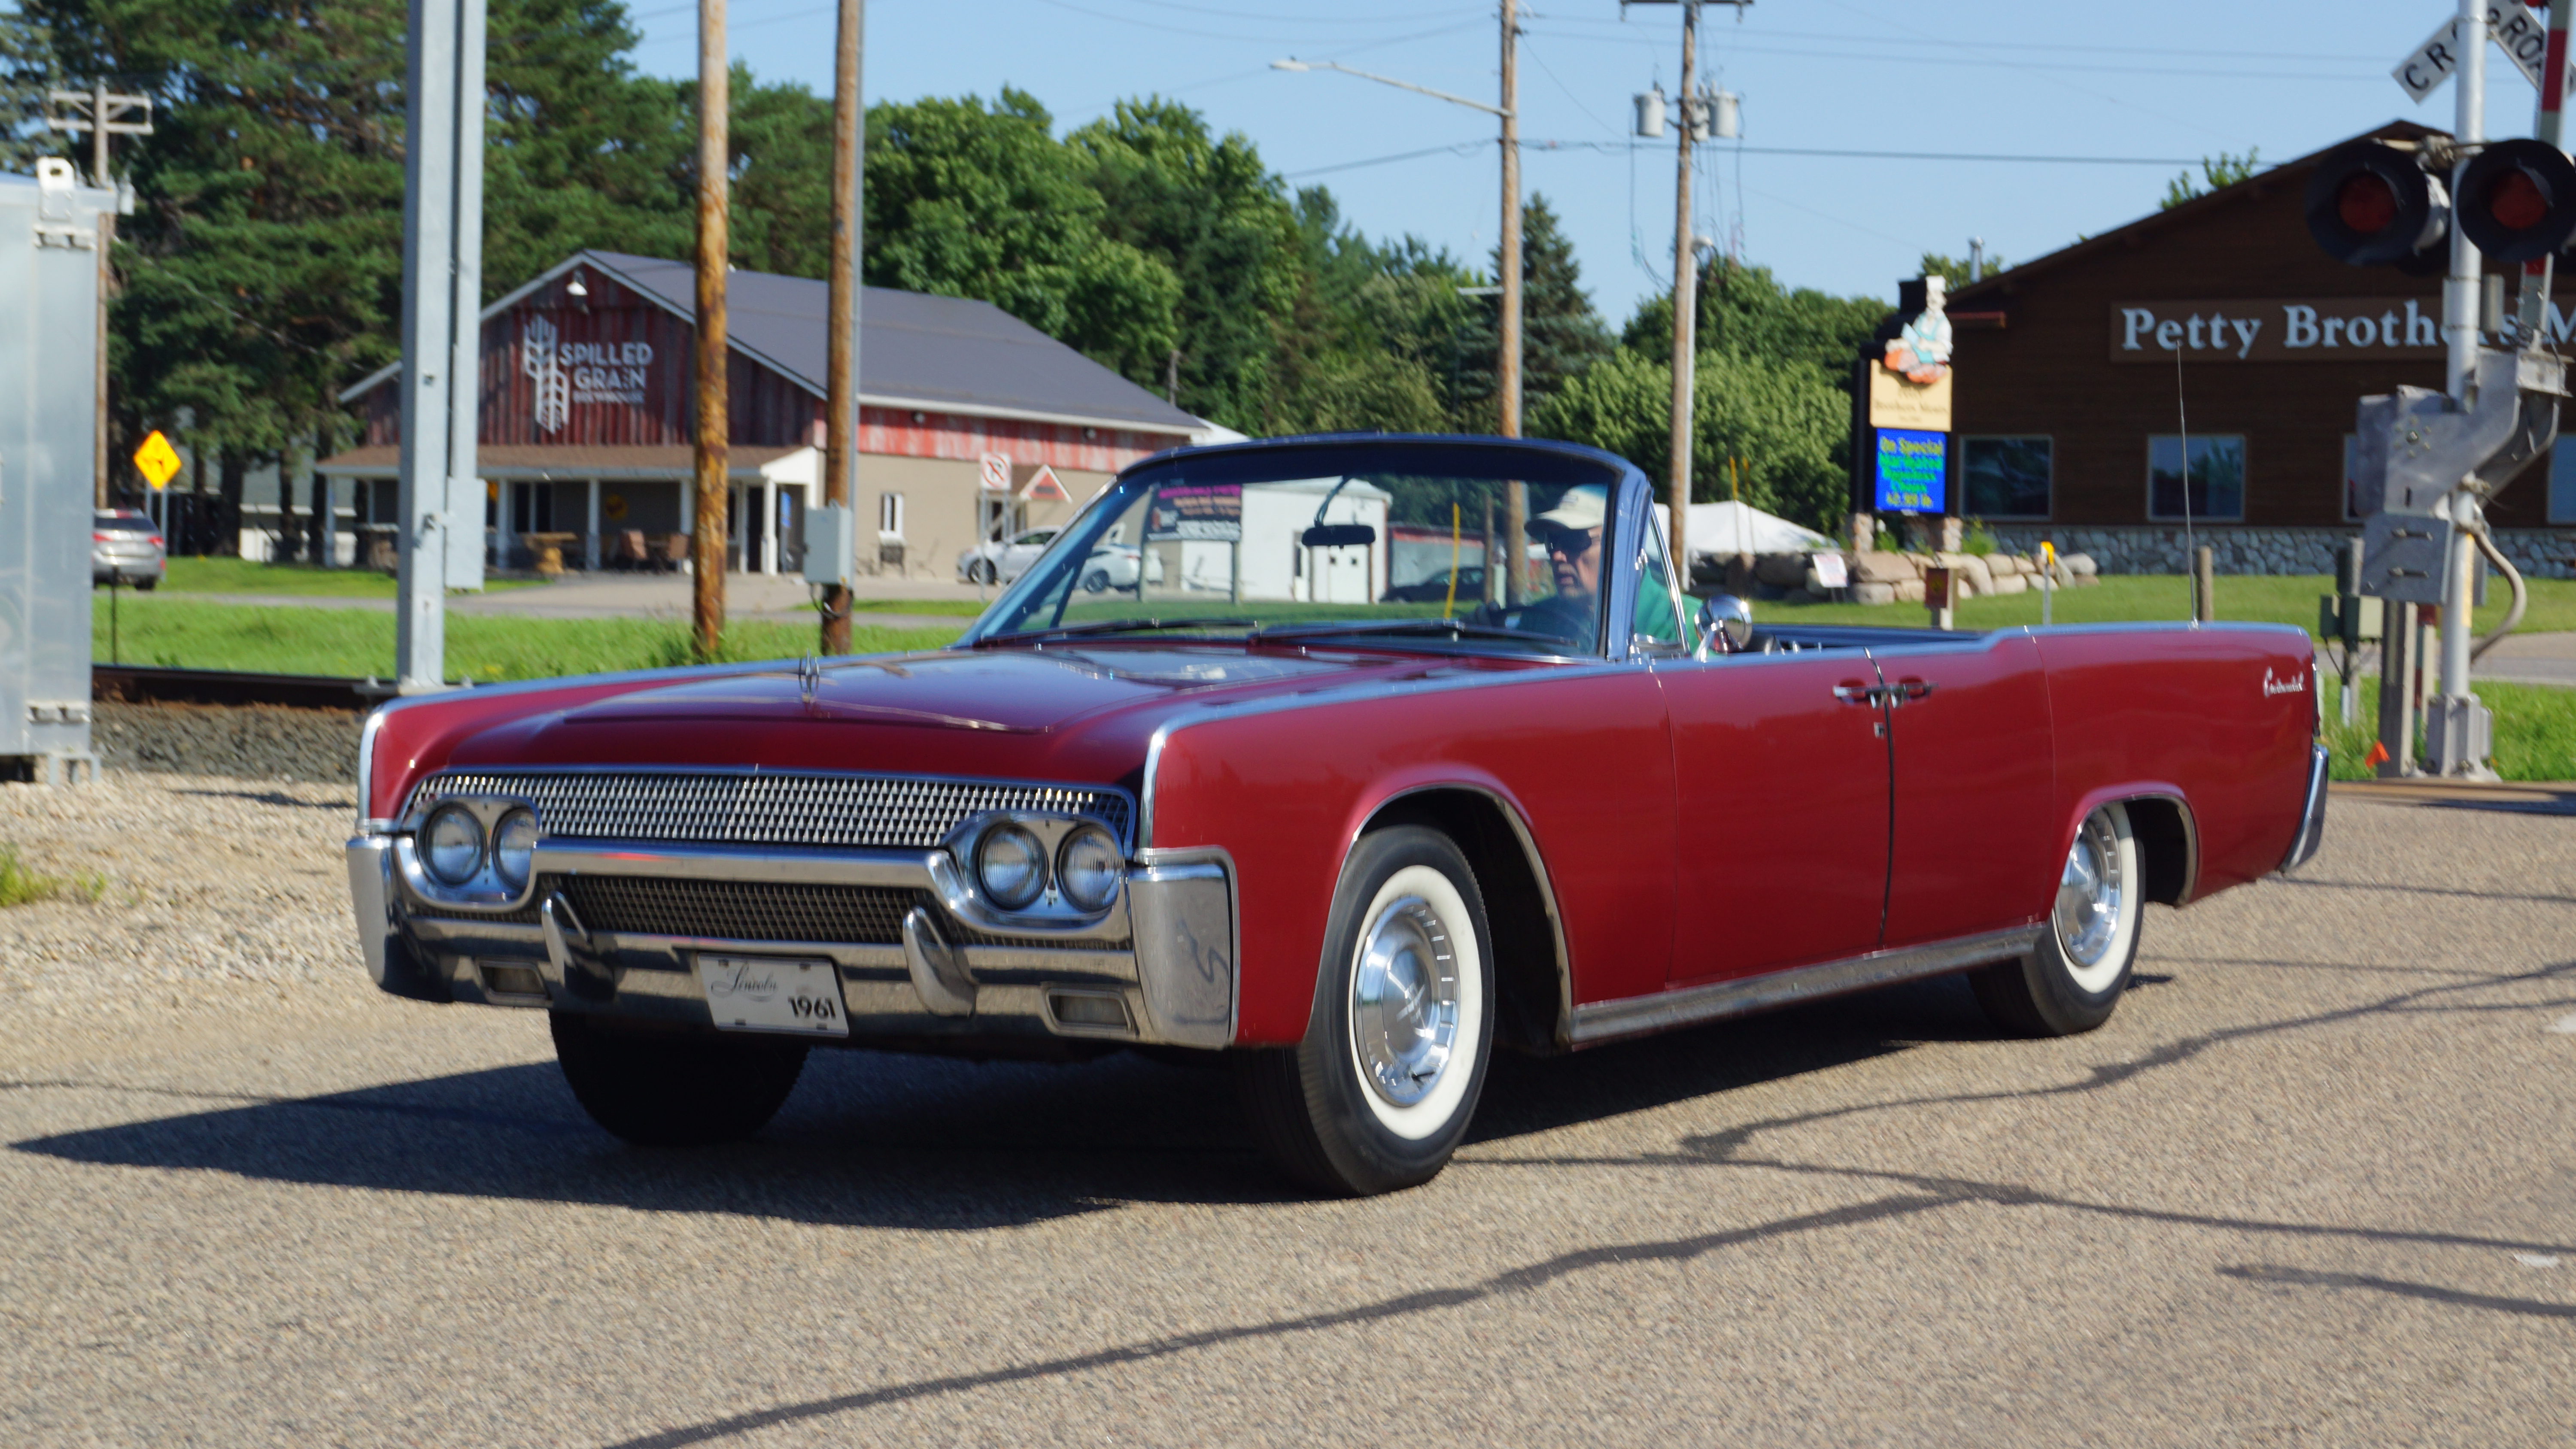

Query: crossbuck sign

[2394,6,2561,101]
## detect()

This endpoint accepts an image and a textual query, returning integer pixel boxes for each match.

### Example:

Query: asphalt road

[3,792,2572,1446]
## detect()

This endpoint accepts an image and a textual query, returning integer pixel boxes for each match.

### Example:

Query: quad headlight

[1055,825,1122,911]
[422,804,486,886]
[975,823,1048,910]
[492,809,539,889]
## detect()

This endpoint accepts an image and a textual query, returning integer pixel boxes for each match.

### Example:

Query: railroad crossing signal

[132,430,181,490]
[2455,138,2576,260]
[2304,139,2453,273]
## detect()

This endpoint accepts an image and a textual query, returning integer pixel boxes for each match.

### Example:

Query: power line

[1286,136,2215,177]
[1533,13,2391,64]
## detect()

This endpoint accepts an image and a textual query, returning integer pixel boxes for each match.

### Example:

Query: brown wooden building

[1943,121,2574,578]
[322,250,1223,576]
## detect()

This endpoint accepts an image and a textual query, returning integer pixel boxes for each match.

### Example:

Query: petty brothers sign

[2108,298,2458,363]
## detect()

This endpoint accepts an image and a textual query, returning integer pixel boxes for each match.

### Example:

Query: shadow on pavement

[10,977,1990,1230]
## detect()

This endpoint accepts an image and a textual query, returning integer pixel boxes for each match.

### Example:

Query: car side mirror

[1696,593,1753,655]
[1302,524,1376,549]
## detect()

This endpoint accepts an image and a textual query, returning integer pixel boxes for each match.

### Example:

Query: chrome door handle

[1832,683,1877,704]
[1895,680,1936,702]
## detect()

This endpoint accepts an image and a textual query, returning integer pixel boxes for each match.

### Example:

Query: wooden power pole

[691,0,730,658]
[1666,0,1699,587]
[820,0,865,655]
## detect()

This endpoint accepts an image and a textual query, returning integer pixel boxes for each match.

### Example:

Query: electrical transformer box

[0,160,112,782]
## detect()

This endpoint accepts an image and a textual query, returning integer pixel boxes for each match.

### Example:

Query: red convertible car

[348,436,2328,1195]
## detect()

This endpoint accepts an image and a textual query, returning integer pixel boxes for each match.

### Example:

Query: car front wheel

[1235,825,1495,1195]
[550,1012,809,1146]
[1080,568,1110,593]
[1972,801,2142,1037]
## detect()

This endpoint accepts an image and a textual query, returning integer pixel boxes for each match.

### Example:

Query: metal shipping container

[0,160,112,783]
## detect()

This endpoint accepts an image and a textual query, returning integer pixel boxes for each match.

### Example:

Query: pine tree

[1448,194,1610,433]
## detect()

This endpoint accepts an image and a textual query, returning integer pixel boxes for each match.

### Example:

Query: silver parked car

[93,509,164,588]
[956,527,1059,586]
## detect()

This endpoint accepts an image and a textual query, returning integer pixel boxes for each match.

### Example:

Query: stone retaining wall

[1984,525,2576,579]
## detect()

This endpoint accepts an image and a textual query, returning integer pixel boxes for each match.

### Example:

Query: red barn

[322,250,1225,576]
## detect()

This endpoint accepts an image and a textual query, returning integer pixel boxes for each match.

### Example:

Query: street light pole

[820,0,864,656]
[1498,0,1521,439]
[692,0,730,660]
[1666,0,1699,583]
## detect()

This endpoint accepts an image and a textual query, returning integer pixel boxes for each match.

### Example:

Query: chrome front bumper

[2277,743,2330,873]
[346,835,1237,1048]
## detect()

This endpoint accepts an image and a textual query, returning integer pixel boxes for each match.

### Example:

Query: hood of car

[547,646,1422,734]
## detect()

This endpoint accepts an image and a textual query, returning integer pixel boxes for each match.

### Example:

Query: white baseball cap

[1530,484,1607,535]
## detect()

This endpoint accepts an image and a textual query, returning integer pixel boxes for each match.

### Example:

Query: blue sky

[633,1,2548,324]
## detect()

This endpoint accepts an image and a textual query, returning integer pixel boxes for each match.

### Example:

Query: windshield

[964,443,1628,655]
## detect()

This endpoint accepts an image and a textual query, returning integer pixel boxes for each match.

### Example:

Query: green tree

[483,0,695,288]
[864,88,1179,385]
[1622,255,1886,379]
[717,67,829,279]
[1531,347,1849,530]
[1069,96,1303,429]
[1449,194,1610,430]
[1261,187,1470,435]
[0,4,64,172]
[2160,147,2260,210]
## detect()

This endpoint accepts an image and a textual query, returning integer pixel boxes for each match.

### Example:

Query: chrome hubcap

[2054,812,2125,968]
[1351,895,1459,1107]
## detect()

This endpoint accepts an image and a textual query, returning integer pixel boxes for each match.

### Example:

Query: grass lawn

[2318,674,2576,782]
[1764,573,2576,639]
[150,558,541,596]
[94,594,964,682]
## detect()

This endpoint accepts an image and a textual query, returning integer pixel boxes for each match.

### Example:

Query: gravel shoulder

[0,776,2570,1446]
[0,772,403,1071]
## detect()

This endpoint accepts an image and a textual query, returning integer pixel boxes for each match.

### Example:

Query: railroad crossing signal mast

[2315,0,2576,778]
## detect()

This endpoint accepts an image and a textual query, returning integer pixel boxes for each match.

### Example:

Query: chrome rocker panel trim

[1567,925,2044,1047]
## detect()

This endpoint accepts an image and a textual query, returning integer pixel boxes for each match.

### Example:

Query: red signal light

[2336,174,2398,234]
[2485,168,2548,231]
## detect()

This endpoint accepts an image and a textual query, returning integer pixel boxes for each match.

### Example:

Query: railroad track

[91,665,392,712]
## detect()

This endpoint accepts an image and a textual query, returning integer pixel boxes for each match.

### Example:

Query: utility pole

[2430,0,2487,775]
[1666,0,1700,583]
[46,81,151,509]
[820,0,864,655]
[692,0,731,659]
[1498,0,1522,437]
[394,0,486,691]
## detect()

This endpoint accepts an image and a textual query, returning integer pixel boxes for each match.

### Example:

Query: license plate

[696,955,849,1036]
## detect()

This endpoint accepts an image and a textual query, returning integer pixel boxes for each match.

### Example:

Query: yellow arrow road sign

[133,430,182,489]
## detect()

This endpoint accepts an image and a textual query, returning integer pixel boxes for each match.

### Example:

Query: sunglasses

[1540,529,1598,556]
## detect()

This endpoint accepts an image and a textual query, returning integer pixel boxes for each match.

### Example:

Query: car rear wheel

[134,578,157,591]
[550,1012,809,1146]
[1234,825,1495,1196]
[1972,801,2142,1037]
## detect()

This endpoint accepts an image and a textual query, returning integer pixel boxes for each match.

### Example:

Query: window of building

[2147,434,2246,522]
[2342,435,2363,521]
[878,490,906,538]
[2549,437,2576,524]
[1959,437,2051,519]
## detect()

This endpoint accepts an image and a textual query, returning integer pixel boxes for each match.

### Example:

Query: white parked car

[959,529,1165,591]
[957,527,1058,585]
[1073,541,1164,593]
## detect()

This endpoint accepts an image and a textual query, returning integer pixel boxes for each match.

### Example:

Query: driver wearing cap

[1508,485,1681,648]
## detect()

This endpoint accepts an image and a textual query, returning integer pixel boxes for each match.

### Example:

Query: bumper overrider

[346,770,1237,1049]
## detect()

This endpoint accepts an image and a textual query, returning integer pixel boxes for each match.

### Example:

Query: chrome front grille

[538,875,1127,951]
[556,874,915,944]
[405,768,1131,849]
